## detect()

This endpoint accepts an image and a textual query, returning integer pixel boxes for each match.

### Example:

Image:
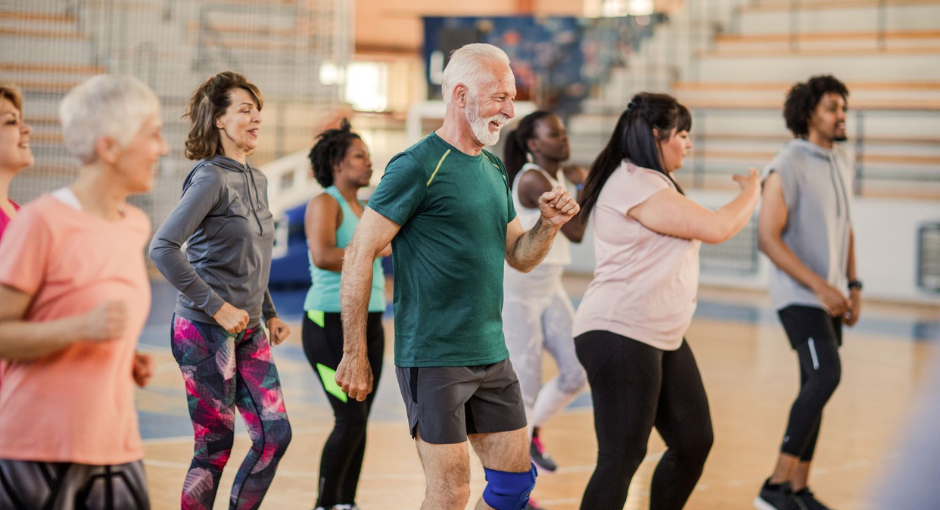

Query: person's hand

[844,288,862,326]
[132,352,154,388]
[266,317,290,346]
[378,244,392,259]
[80,301,128,342]
[538,185,580,228]
[814,282,851,318]
[562,164,589,186]
[336,351,373,402]
[213,302,249,335]
[733,168,761,197]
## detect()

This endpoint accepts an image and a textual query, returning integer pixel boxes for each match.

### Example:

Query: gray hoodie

[150,155,277,327]
[763,139,854,311]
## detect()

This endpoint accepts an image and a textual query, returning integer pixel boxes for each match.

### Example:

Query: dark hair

[308,118,361,188]
[183,71,263,161]
[0,83,22,113]
[784,75,848,137]
[503,110,554,188]
[579,92,692,222]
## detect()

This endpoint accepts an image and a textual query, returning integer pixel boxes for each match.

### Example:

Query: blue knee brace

[482,463,538,510]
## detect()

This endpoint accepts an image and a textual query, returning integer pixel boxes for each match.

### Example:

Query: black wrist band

[848,279,863,291]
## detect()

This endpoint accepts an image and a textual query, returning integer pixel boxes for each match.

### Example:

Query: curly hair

[183,71,263,161]
[503,110,554,189]
[308,118,361,188]
[784,75,849,137]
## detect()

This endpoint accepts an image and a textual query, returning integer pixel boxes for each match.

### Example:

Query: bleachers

[567,0,940,199]
[0,0,350,234]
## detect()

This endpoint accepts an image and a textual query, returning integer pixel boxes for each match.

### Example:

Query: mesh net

[1,0,350,232]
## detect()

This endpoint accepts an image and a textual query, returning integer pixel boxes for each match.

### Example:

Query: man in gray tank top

[754,75,862,510]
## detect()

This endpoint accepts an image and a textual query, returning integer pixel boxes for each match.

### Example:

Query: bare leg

[768,453,800,485]
[469,427,532,510]
[790,461,812,491]
[414,428,472,510]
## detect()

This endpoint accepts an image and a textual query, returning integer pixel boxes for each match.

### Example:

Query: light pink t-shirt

[0,194,151,464]
[573,161,700,350]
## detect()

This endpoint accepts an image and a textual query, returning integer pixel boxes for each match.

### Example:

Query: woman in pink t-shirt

[0,83,32,242]
[0,75,167,510]
[572,92,760,510]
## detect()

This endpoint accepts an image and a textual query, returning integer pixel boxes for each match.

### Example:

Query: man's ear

[453,84,469,107]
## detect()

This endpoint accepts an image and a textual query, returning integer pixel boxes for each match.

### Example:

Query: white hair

[59,75,160,163]
[441,43,511,105]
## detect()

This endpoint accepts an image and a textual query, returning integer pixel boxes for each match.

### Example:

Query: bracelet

[848,279,863,291]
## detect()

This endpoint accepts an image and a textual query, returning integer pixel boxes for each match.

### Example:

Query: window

[345,62,388,112]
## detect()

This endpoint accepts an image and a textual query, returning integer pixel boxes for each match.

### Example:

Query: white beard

[466,98,509,147]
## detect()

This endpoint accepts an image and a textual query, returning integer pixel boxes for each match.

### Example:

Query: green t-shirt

[367,133,517,367]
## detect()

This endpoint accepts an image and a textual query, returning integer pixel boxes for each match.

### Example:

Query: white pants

[502,264,587,434]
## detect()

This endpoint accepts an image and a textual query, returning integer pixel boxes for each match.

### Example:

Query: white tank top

[510,162,571,266]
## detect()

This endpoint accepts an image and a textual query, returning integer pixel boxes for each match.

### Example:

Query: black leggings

[302,311,384,508]
[575,332,713,510]
[0,459,150,510]
[778,305,842,461]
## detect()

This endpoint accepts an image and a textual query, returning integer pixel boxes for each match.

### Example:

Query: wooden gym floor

[136,275,939,509]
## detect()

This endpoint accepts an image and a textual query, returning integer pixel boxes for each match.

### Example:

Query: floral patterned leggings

[171,314,292,510]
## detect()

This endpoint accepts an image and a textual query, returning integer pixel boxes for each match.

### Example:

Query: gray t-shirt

[763,139,854,311]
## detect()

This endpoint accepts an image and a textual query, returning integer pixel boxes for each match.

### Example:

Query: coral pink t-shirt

[573,161,700,350]
[0,194,151,464]
[0,199,19,243]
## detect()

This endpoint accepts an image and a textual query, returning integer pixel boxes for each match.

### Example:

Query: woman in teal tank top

[302,120,388,510]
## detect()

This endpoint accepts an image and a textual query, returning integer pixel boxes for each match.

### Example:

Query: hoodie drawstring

[241,164,264,235]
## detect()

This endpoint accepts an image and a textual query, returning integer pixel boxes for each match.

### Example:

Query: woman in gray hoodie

[150,71,291,510]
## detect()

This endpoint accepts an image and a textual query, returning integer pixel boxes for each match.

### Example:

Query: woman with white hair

[0,74,167,509]
[0,83,32,242]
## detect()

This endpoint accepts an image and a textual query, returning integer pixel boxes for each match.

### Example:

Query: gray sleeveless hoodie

[763,139,854,311]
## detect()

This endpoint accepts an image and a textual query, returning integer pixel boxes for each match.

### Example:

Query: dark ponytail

[579,92,692,222]
[308,118,360,188]
[503,110,553,188]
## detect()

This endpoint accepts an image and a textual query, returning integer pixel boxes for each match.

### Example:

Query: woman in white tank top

[501,111,588,483]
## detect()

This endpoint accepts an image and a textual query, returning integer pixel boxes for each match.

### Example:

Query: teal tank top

[304,186,385,313]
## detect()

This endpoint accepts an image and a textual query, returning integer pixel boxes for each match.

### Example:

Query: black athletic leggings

[302,311,384,508]
[778,305,842,461]
[575,331,713,510]
[0,459,150,510]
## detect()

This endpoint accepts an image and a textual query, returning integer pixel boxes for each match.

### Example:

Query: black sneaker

[754,479,807,510]
[794,487,833,510]
[530,435,558,472]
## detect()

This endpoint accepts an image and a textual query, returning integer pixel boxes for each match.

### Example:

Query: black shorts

[0,459,150,510]
[778,305,843,349]
[395,358,528,444]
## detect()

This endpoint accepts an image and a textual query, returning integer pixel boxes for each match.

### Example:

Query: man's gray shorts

[395,358,528,444]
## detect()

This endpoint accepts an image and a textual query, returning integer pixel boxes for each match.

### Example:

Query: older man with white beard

[335,43,580,510]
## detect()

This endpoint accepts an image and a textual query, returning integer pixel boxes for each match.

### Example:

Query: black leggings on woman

[777,305,842,461]
[302,311,384,508]
[0,459,150,510]
[575,331,713,510]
